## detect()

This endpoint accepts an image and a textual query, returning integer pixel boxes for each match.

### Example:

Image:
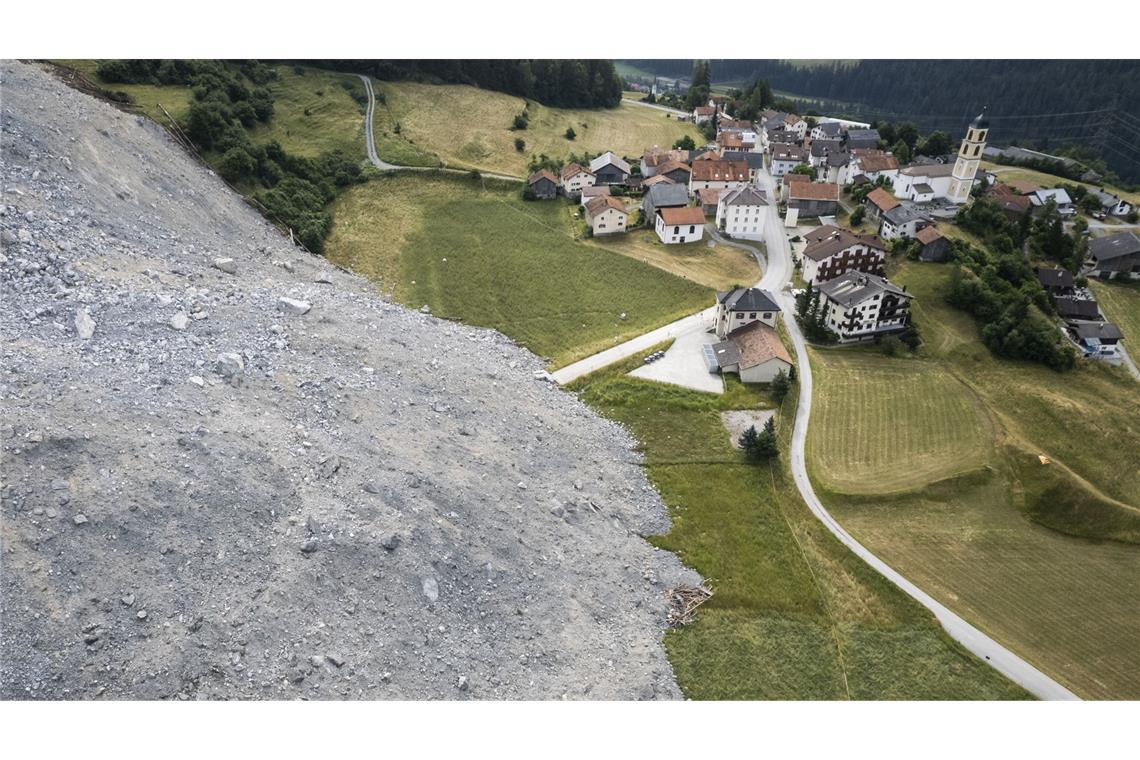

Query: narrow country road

[357,74,523,182]
[620,97,690,117]
[554,163,1081,700]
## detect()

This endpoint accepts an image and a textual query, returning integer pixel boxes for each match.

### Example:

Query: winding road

[357,74,523,182]
[552,165,1080,700]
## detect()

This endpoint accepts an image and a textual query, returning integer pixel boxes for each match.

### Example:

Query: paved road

[620,97,689,117]
[358,74,523,183]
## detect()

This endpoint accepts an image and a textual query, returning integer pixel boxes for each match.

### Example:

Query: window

[749,312,756,318]
[736,313,744,319]
[763,312,771,319]
[674,226,680,235]
[689,225,695,234]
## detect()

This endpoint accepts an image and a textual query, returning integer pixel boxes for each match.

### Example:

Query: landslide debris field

[0,61,699,700]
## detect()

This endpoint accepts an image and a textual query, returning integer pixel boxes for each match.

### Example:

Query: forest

[621,59,1140,182]
[314,60,623,109]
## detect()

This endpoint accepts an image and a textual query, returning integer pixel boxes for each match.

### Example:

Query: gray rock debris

[277,297,311,316]
[211,257,237,274]
[74,308,95,340]
[0,61,699,702]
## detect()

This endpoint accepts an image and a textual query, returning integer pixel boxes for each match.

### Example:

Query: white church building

[893,110,990,205]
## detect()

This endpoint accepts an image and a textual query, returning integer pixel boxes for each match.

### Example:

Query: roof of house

[718,133,745,149]
[1052,296,1101,319]
[721,150,765,169]
[1029,188,1073,206]
[580,185,611,199]
[691,160,750,182]
[814,122,842,137]
[726,320,793,370]
[912,183,935,195]
[915,226,945,245]
[643,174,675,187]
[900,163,956,178]
[717,287,780,313]
[803,225,842,244]
[658,206,706,226]
[644,183,691,209]
[884,205,928,225]
[585,195,627,219]
[770,144,807,162]
[559,162,593,181]
[802,228,885,262]
[783,172,811,185]
[1005,179,1042,195]
[846,128,881,143]
[858,154,900,173]
[1035,267,1074,289]
[768,129,801,144]
[528,169,558,186]
[719,185,769,208]
[589,151,631,175]
[694,105,717,115]
[810,139,844,158]
[866,187,900,212]
[1089,231,1140,262]
[710,339,742,369]
[697,188,725,205]
[788,182,840,202]
[693,150,722,161]
[641,148,688,167]
[656,159,692,176]
[825,151,851,168]
[818,271,910,307]
[1073,322,1124,341]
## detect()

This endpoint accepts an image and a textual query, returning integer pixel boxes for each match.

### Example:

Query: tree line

[312,60,623,109]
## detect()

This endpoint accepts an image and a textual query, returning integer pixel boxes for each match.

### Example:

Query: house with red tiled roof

[655,205,706,245]
[584,195,628,236]
[864,187,900,222]
[559,162,595,199]
[689,159,750,196]
[693,105,717,124]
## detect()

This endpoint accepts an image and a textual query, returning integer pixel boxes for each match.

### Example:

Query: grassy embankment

[324,174,713,369]
[566,347,1027,699]
[375,80,701,177]
[806,259,1140,699]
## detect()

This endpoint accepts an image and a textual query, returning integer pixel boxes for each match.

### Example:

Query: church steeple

[948,107,989,204]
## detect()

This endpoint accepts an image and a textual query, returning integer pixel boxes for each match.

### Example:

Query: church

[893,109,989,204]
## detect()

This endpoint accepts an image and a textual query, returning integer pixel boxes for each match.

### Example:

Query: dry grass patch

[587,227,760,290]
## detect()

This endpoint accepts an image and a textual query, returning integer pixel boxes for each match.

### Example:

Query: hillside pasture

[325,174,711,369]
[376,80,702,177]
[585,225,761,290]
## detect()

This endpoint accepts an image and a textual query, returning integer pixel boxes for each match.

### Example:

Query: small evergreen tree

[565,127,576,140]
[771,369,790,403]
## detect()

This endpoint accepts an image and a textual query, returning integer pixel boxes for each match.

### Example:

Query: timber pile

[666,585,714,627]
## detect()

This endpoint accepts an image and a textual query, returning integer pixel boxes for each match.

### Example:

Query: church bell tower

[948,108,989,204]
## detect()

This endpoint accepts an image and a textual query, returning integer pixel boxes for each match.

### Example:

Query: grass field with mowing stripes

[808,259,1140,699]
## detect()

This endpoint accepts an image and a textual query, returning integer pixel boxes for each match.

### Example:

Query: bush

[565,127,576,140]
[514,137,526,152]
[673,135,696,151]
[511,112,529,131]
[771,369,791,403]
[849,206,865,226]
[217,146,257,184]
[740,419,779,462]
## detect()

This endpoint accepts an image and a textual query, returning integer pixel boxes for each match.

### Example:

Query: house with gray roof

[1068,321,1124,359]
[845,129,881,151]
[589,151,631,185]
[641,183,691,221]
[715,287,780,339]
[817,272,912,343]
[715,186,769,241]
[880,204,930,240]
[1086,231,1140,279]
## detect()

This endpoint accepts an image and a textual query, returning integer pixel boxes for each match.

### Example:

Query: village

[527,98,1137,392]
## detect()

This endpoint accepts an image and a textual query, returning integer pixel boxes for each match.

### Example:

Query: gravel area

[0,61,699,700]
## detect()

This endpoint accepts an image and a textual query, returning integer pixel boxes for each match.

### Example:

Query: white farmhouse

[559,162,596,199]
[716,185,768,241]
[584,196,628,236]
[654,206,706,244]
[714,287,780,339]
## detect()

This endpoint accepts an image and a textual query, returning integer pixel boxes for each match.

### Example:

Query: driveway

[629,326,723,393]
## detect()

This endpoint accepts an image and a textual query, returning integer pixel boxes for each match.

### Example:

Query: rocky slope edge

[0,61,697,700]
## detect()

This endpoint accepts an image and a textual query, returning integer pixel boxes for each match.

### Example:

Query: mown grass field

[375,80,702,177]
[806,349,994,494]
[245,67,364,158]
[807,259,1140,698]
[1089,279,1140,349]
[568,351,1026,700]
[324,173,712,368]
[584,224,761,290]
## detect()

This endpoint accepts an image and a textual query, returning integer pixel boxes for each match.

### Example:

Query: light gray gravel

[0,61,699,701]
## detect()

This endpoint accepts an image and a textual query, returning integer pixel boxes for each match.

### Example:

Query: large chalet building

[817,272,913,343]
[800,226,887,285]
